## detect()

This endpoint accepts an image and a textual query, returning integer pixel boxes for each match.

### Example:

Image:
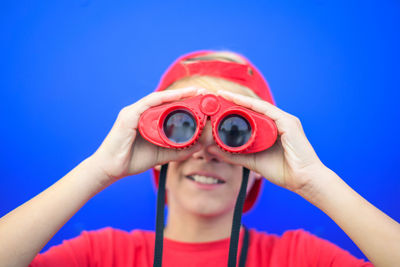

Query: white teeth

[191,175,221,184]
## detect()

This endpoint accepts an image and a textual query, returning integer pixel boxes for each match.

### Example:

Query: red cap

[152,50,275,212]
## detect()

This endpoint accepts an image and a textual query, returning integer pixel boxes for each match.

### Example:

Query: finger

[216,90,306,136]
[216,90,290,121]
[132,86,200,114]
[216,90,313,154]
[215,91,323,176]
[116,87,200,130]
[197,88,209,95]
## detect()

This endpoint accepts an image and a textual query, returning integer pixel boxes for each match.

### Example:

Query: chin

[185,198,234,218]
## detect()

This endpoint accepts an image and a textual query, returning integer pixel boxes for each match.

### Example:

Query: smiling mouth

[186,175,226,185]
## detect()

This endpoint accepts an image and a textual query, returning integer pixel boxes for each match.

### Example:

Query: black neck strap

[228,167,249,267]
[239,225,250,267]
[153,164,168,267]
[153,164,250,267]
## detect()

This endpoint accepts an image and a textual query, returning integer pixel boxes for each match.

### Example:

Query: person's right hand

[90,87,203,185]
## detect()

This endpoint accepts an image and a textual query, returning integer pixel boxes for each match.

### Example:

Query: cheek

[165,163,182,191]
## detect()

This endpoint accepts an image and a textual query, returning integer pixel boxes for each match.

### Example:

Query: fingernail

[217,90,231,96]
[198,88,207,94]
[223,91,234,95]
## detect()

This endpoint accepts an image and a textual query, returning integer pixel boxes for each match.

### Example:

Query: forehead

[166,75,260,99]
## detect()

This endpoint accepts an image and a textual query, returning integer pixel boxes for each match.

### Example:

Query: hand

[90,87,203,184]
[208,90,326,193]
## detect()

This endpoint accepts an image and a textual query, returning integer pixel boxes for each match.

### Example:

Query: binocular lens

[163,110,196,143]
[218,115,251,147]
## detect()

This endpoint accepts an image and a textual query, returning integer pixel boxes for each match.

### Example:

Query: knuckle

[251,153,258,171]
[155,148,164,165]
[116,106,139,128]
[148,92,159,98]
[117,106,130,119]
[289,115,302,126]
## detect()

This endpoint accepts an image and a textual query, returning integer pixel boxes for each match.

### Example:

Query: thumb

[156,143,203,165]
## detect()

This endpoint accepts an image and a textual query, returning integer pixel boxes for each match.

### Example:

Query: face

[160,77,262,217]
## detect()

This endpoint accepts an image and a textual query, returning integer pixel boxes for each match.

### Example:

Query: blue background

[1,0,399,261]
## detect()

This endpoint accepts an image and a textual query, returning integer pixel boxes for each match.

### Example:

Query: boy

[1,50,399,266]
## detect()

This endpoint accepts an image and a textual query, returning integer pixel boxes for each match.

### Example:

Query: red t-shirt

[30,227,373,267]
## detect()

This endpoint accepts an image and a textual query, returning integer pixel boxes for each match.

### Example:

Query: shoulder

[79,227,137,242]
[247,228,372,267]
[249,227,347,251]
[30,227,155,267]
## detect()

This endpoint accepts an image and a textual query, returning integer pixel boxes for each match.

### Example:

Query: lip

[185,171,226,183]
[185,177,224,190]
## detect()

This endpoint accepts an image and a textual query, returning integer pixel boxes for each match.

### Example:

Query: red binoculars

[138,94,278,153]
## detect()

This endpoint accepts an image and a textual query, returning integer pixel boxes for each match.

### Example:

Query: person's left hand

[207,90,326,194]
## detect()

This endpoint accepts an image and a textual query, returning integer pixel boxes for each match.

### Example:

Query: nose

[191,120,220,162]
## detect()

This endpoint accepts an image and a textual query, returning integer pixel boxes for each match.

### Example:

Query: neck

[163,205,235,243]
